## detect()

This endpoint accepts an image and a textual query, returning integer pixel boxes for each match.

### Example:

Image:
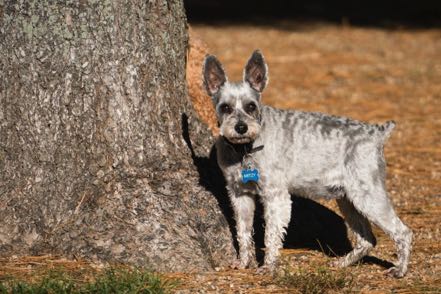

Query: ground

[1,22,440,293]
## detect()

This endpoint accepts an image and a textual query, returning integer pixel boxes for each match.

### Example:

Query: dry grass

[0,256,177,293]
[275,265,354,294]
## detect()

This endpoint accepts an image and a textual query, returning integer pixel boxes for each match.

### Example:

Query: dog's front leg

[230,193,257,269]
[260,189,292,272]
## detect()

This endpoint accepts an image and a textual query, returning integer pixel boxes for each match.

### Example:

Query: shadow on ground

[182,113,394,269]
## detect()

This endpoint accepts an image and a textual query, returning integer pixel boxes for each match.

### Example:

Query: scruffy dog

[202,50,412,278]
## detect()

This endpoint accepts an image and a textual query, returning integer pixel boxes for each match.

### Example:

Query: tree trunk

[0,0,235,271]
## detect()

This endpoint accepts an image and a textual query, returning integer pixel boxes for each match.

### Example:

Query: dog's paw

[256,264,275,275]
[330,257,347,268]
[231,256,258,270]
[385,266,405,278]
[230,258,251,270]
[230,259,244,270]
[247,259,258,269]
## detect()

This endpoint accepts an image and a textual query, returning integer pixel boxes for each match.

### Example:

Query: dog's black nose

[235,122,248,134]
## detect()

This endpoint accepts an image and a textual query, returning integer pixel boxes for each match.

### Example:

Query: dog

[202,50,412,278]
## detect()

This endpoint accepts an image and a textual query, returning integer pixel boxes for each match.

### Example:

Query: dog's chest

[224,162,261,196]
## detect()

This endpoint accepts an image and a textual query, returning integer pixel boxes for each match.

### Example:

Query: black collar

[222,136,264,156]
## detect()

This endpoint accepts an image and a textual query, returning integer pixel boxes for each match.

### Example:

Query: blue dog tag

[242,169,260,183]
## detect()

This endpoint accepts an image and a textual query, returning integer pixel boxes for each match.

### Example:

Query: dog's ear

[203,55,227,97]
[244,50,268,93]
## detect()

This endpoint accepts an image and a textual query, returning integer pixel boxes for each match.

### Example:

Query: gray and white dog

[202,50,412,278]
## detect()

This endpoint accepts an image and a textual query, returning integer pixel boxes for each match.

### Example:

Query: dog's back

[253,105,393,199]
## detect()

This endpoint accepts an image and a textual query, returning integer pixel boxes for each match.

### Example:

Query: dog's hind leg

[333,197,377,267]
[345,186,412,278]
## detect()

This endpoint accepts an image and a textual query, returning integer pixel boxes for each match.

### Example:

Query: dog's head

[203,50,268,144]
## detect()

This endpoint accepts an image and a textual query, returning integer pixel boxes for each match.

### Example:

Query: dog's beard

[225,136,253,144]
[219,121,261,144]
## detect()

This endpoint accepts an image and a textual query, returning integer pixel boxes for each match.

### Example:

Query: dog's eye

[246,103,256,113]
[220,104,232,114]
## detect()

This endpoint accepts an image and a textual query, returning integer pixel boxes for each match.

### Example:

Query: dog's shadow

[181,113,394,269]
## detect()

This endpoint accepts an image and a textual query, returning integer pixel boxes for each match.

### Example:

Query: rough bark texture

[0,0,235,271]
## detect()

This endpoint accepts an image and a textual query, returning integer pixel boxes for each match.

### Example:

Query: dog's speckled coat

[203,50,412,278]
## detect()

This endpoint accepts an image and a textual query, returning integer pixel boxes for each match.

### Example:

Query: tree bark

[0,0,235,271]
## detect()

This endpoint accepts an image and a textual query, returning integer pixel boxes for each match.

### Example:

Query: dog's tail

[379,120,396,142]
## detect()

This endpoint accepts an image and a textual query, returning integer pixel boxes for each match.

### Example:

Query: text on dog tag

[242,169,260,183]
